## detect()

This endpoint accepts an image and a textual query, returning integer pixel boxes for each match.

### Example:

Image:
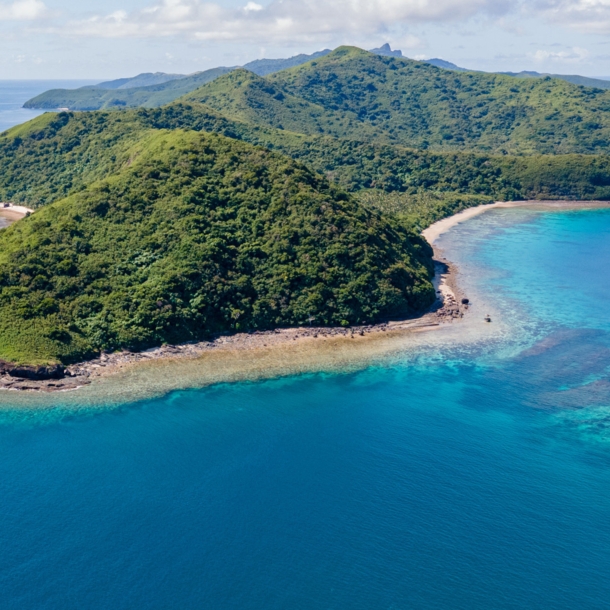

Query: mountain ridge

[23,44,610,113]
[21,45,402,111]
[423,58,610,90]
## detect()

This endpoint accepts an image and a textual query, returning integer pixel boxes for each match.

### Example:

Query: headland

[2,200,609,402]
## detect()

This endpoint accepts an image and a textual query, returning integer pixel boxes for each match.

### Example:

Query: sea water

[0,80,98,134]
[1,208,610,609]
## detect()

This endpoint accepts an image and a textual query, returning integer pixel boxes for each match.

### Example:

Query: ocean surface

[0,80,98,134]
[1,207,610,608]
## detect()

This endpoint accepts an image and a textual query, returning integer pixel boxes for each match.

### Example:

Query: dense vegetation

[3,104,610,211]
[263,47,610,154]
[0,131,434,364]
[25,46,610,155]
[3,45,610,365]
[22,50,332,111]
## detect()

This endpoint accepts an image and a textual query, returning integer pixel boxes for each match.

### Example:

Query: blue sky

[1,0,609,79]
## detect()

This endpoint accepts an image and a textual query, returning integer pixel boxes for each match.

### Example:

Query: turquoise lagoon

[2,207,610,609]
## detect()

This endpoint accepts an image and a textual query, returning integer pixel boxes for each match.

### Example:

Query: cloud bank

[55,0,514,42]
[536,0,610,33]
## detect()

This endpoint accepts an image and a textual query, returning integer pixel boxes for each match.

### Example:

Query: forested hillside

[2,104,609,211]
[2,45,610,366]
[266,47,610,154]
[23,46,610,156]
[0,131,434,364]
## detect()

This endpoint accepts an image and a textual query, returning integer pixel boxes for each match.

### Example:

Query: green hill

[0,130,435,365]
[181,69,382,141]
[22,46,610,155]
[3,105,610,213]
[4,47,610,366]
[96,72,186,90]
[24,46,610,156]
[23,68,233,111]
[21,49,333,111]
[263,46,610,154]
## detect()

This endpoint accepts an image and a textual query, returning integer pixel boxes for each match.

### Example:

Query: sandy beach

[423,200,610,244]
[2,199,609,400]
[0,203,34,224]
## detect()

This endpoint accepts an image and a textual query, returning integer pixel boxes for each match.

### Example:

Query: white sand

[5,198,610,399]
[0,203,34,217]
[422,200,610,245]
[423,202,514,245]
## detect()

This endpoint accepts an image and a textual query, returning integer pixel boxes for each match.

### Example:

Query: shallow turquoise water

[2,208,610,609]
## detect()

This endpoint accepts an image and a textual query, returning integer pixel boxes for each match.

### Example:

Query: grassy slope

[0,130,434,365]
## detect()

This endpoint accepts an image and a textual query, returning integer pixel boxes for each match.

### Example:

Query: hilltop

[0,130,435,365]
[21,46,610,155]
[264,47,610,154]
[19,46,394,111]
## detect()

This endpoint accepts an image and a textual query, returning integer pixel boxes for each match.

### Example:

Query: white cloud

[244,2,263,12]
[54,0,517,42]
[0,0,46,20]
[535,0,610,33]
[532,46,590,62]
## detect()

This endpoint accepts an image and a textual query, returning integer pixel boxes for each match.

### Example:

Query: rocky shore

[0,262,471,393]
[0,208,479,394]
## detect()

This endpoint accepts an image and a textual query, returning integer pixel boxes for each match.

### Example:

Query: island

[1,46,610,392]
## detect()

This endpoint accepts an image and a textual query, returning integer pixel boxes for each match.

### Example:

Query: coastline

[0,203,35,224]
[2,199,609,400]
[0,256,471,396]
[422,199,610,244]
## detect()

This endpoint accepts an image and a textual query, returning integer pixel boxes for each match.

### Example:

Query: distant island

[1,44,610,379]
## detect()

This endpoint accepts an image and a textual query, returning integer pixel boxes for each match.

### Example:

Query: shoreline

[0,203,35,224]
[0,256,469,394]
[422,199,610,244]
[2,199,609,397]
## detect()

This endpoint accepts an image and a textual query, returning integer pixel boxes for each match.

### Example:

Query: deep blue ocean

[1,170,610,604]
[0,81,98,134]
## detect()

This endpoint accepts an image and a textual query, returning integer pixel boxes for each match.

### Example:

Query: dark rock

[461,298,470,305]
[0,360,66,381]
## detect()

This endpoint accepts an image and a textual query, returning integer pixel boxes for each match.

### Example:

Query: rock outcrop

[0,360,65,380]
